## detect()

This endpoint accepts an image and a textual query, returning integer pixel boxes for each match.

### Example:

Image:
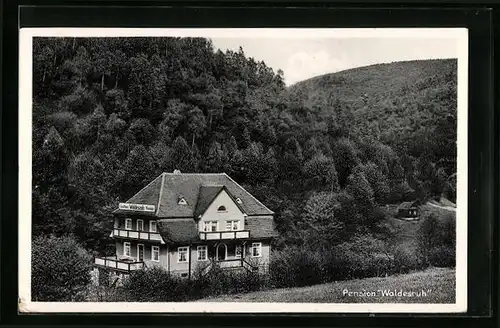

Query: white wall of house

[198,190,246,231]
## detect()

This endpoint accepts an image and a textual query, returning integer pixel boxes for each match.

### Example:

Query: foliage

[32,37,457,294]
[32,235,93,301]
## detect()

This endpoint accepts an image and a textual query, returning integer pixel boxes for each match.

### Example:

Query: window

[151,246,160,262]
[178,246,189,263]
[251,242,262,258]
[125,218,132,230]
[137,219,144,231]
[150,220,157,232]
[226,220,239,231]
[197,246,208,261]
[124,242,131,257]
[235,198,242,204]
[203,221,218,232]
[217,205,227,212]
[178,197,187,205]
[235,245,243,259]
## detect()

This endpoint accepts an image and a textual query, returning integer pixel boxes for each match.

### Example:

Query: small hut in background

[397,200,422,219]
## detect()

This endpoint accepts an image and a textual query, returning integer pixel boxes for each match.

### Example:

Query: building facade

[93,171,277,283]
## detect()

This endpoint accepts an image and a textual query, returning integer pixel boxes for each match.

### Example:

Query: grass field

[382,202,456,253]
[199,267,455,303]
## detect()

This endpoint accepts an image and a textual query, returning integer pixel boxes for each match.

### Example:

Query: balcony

[112,228,163,243]
[199,230,250,241]
[201,258,257,276]
[94,256,144,272]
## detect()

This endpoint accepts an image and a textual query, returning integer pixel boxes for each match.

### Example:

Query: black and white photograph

[18,28,468,313]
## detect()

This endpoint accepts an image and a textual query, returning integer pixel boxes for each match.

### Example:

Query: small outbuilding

[397,200,421,218]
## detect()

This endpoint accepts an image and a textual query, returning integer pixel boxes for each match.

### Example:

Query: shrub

[392,245,424,273]
[270,246,324,288]
[123,266,193,302]
[123,264,266,302]
[32,235,93,301]
[429,245,455,267]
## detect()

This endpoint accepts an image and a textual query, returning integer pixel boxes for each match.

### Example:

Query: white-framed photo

[19,27,468,313]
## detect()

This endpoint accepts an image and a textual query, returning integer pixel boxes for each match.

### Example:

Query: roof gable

[115,172,274,218]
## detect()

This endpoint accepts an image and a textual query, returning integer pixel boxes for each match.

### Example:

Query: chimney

[173,169,181,174]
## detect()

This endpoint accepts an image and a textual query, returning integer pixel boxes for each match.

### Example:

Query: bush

[123,264,267,302]
[32,235,93,301]
[392,246,424,273]
[270,246,324,288]
[123,266,193,302]
[429,245,455,267]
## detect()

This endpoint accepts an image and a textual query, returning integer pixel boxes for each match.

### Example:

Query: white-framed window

[178,197,187,205]
[217,205,227,212]
[124,242,131,257]
[251,242,262,258]
[178,246,189,263]
[235,198,242,204]
[197,245,208,261]
[150,220,157,232]
[203,221,218,232]
[235,245,243,259]
[125,218,132,230]
[137,219,144,231]
[226,220,239,231]
[151,246,160,262]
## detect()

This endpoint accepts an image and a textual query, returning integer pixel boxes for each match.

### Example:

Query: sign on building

[118,203,156,212]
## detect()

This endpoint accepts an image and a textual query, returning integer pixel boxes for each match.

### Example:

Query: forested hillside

[32,37,457,255]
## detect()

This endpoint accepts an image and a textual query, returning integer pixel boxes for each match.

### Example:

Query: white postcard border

[18,27,468,313]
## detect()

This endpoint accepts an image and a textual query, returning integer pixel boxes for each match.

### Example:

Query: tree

[32,235,93,301]
[205,141,228,173]
[302,192,344,247]
[186,106,207,148]
[346,170,375,220]
[416,214,441,265]
[170,136,196,172]
[332,138,360,188]
[303,154,340,192]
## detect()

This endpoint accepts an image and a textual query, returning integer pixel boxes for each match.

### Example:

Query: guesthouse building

[93,171,277,283]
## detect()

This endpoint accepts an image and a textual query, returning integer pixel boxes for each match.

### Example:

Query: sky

[211,37,458,86]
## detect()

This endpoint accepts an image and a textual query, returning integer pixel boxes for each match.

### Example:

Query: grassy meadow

[199,267,455,303]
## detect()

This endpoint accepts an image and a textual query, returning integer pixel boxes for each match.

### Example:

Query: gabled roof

[193,185,224,218]
[397,200,421,210]
[114,172,274,218]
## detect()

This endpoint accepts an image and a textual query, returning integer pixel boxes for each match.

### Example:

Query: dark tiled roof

[157,219,200,244]
[193,185,224,218]
[397,200,421,210]
[115,173,274,217]
[113,174,163,215]
[246,216,278,239]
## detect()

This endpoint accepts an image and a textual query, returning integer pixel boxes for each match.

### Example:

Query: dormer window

[217,205,227,212]
[236,198,242,204]
[178,197,187,205]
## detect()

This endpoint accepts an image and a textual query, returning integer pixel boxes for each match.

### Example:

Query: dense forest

[32,37,457,255]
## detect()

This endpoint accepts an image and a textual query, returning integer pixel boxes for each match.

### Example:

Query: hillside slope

[287,59,457,172]
[199,267,455,303]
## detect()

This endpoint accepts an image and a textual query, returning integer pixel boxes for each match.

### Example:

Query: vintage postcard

[18,28,468,313]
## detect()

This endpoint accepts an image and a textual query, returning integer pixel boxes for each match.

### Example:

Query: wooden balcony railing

[199,230,250,241]
[113,228,163,242]
[201,258,256,276]
[94,257,144,272]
